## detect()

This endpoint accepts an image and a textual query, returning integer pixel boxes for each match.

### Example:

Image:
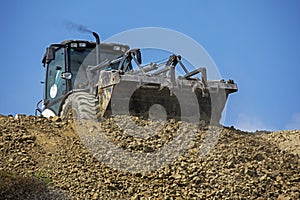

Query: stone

[92,192,99,200]
[51,116,62,122]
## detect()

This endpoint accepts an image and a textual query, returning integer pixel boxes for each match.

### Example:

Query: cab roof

[42,40,130,65]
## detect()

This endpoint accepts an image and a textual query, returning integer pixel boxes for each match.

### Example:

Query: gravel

[0,114,299,199]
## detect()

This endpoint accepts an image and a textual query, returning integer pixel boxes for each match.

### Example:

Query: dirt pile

[0,115,299,199]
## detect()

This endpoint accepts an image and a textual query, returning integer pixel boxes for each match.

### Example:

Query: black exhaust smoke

[64,21,93,34]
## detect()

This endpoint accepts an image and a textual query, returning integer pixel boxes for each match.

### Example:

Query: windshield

[70,48,95,89]
[70,48,125,89]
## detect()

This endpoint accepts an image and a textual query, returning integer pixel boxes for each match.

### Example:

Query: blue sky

[0,0,299,131]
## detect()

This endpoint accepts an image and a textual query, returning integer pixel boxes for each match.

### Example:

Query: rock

[14,114,26,119]
[277,194,290,200]
[252,152,265,161]
[92,192,99,199]
[51,116,62,122]
[172,173,182,179]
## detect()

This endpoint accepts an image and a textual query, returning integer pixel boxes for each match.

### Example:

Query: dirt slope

[0,115,299,199]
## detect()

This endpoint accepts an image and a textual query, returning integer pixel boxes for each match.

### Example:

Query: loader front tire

[60,92,99,120]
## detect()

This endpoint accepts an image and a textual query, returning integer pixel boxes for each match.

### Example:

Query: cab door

[44,47,67,115]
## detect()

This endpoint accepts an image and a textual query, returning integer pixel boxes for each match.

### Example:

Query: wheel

[60,92,99,120]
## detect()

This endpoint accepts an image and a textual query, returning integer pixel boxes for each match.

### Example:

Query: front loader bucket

[98,70,237,124]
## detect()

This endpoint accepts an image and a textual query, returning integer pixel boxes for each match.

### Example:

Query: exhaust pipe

[92,32,101,65]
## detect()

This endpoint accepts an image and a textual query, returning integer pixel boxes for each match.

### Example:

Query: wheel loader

[36,32,237,124]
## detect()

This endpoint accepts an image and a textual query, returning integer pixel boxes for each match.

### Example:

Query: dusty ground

[0,114,299,199]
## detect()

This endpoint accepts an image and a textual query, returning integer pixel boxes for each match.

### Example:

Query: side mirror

[61,72,72,80]
[46,47,55,63]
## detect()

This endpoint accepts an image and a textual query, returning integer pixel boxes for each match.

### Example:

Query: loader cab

[41,40,129,116]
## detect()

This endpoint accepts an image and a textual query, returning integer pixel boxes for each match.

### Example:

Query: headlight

[70,43,78,48]
[79,43,86,47]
